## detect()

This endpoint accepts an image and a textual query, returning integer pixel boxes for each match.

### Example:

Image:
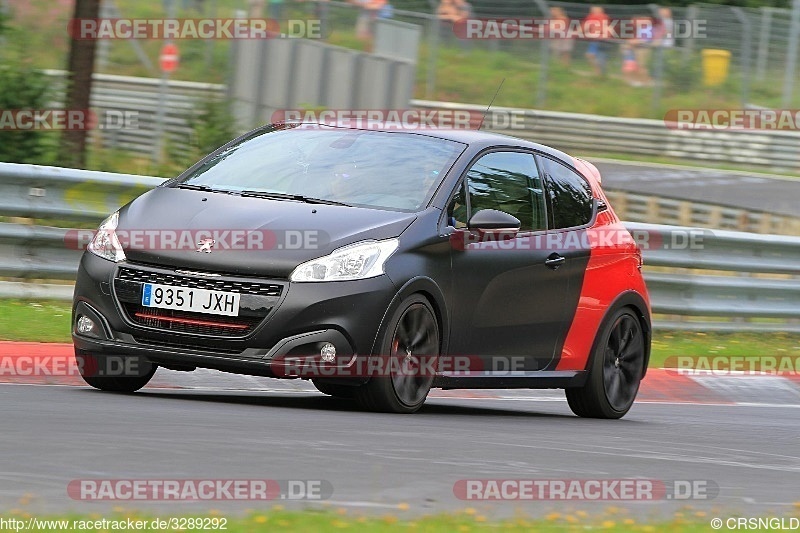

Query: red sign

[159,43,179,73]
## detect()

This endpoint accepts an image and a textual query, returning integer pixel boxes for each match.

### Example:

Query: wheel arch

[370,276,449,357]
[586,291,652,379]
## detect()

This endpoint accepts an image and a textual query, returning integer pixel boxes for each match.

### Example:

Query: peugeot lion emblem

[196,238,215,253]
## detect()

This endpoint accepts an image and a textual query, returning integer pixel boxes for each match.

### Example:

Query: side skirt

[434,370,587,390]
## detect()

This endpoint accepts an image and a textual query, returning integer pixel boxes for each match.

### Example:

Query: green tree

[0,10,54,164]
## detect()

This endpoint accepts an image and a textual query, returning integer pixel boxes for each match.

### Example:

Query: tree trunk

[59,0,101,168]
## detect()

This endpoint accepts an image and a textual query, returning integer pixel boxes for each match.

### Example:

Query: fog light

[77,315,98,337]
[320,342,336,362]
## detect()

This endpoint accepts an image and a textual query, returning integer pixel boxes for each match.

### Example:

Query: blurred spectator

[583,6,612,76]
[456,0,472,20]
[622,16,653,86]
[437,0,470,40]
[549,7,573,66]
[353,0,387,44]
[650,8,674,83]
[379,0,394,20]
[653,7,675,49]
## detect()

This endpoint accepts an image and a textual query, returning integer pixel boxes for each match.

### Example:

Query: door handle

[545,253,565,269]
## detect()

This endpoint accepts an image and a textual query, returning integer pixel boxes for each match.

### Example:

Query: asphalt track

[2,380,799,519]
[591,159,800,217]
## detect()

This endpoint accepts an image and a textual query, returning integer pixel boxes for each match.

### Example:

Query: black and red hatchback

[73,123,651,418]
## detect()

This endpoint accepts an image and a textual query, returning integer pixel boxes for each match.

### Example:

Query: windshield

[176,125,465,211]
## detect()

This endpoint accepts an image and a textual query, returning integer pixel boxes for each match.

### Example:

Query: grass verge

[0,299,73,343]
[0,507,786,532]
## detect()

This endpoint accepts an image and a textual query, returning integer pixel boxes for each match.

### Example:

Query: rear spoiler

[572,157,602,186]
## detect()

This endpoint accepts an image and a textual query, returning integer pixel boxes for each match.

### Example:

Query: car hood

[117,187,416,278]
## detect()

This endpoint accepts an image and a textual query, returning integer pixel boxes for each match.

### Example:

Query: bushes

[0,65,55,164]
[0,16,56,164]
[190,97,236,156]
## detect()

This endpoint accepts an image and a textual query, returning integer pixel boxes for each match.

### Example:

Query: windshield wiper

[176,183,244,196]
[238,190,351,207]
[175,183,219,192]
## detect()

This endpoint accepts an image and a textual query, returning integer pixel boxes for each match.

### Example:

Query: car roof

[275,122,576,165]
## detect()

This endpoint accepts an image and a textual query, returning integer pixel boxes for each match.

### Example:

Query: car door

[446,150,572,372]
[536,154,596,367]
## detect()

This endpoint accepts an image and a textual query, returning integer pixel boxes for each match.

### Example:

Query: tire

[312,380,358,399]
[356,294,440,414]
[76,352,157,393]
[566,307,645,419]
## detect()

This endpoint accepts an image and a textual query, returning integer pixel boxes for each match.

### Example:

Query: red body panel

[556,159,651,372]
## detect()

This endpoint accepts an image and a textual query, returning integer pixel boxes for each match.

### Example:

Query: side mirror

[467,209,521,231]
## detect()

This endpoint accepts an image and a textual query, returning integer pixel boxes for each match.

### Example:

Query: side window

[539,157,594,229]
[463,151,547,232]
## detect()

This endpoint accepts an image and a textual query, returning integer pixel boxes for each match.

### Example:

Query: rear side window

[539,156,594,229]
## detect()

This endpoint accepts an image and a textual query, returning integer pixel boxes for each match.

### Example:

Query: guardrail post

[683,5,698,66]
[756,7,773,81]
[782,0,800,107]
[731,7,752,106]
[533,0,550,108]
[426,15,439,99]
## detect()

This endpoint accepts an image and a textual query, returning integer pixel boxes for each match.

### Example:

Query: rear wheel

[76,352,157,393]
[312,380,358,399]
[356,294,440,413]
[566,308,645,419]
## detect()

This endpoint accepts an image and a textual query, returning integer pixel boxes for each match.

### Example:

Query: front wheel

[566,308,645,419]
[76,352,157,393]
[356,294,440,413]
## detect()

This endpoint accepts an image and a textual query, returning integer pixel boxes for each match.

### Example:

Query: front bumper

[72,252,399,380]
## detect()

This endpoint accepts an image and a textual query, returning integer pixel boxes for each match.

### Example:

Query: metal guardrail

[1,165,798,332]
[44,70,225,157]
[626,222,800,332]
[412,100,800,173]
[604,190,800,236]
[0,162,165,222]
[42,72,800,174]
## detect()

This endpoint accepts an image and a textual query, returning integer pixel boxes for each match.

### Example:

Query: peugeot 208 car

[72,123,651,418]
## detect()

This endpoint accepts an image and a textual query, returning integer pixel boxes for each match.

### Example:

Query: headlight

[87,211,126,262]
[290,239,399,282]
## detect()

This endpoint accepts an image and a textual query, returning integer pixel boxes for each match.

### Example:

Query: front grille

[117,267,282,297]
[124,305,263,337]
[114,265,284,338]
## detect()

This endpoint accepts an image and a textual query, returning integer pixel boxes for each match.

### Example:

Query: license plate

[141,283,240,316]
